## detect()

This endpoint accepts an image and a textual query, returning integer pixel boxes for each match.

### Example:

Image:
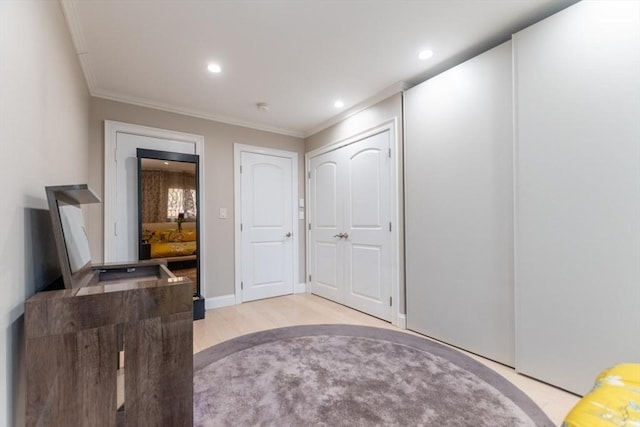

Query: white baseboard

[205,294,236,310]
[395,313,407,329]
[295,282,307,294]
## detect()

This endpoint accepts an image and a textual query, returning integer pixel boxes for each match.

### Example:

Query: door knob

[333,233,344,238]
[342,233,349,239]
[285,232,292,238]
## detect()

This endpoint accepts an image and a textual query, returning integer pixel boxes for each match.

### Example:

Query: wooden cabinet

[25,262,193,426]
[26,185,194,425]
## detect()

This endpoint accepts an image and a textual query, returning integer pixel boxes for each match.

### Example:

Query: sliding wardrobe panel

[514,0,640,394]
[405,42,514,366]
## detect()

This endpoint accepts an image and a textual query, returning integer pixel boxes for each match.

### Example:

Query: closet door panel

[309,155,343,302]
[349,148,382,228]
[349,244,382,300]
[514,0,640,394]
[343,131,391,320]
[309,130,392,321]
[405,42,515,366]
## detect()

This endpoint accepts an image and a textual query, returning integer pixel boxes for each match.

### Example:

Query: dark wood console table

[25,184,194,426]
[25,262,193,426]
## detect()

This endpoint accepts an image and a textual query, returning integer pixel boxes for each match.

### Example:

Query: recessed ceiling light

[163,161,169,165]
[334,100,344,108]
[207,63,222,73]
[418,49,434,60]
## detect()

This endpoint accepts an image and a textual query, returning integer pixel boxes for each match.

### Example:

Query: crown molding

[92,90,305,138]
[60,0,97,92]
[303,81,409,138]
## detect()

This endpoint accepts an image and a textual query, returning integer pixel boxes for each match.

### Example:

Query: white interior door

[240,151,294,302]
[343,133,391,319]
[113,133,195,262]
[309,152,343,303]
[309,130,392,321]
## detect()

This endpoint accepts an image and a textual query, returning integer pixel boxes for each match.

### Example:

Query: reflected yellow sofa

[142,221,197,261]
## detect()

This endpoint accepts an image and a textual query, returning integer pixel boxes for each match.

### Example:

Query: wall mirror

[58,204,92,273]
[137,149,201,300]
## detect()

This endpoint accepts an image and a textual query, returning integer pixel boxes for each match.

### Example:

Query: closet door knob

[285,232,292,238]
[342,233,349,239]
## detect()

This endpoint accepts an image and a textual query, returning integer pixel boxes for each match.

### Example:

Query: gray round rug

[193,325,553,427]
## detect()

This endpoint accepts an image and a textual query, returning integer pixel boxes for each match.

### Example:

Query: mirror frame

[45,184,101,289]
[136,148,201,297]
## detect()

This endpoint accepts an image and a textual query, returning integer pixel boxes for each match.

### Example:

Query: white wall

[0,1,90,425]
[404,42,515,366]
[514,0,640,394]
[88,98,306,299]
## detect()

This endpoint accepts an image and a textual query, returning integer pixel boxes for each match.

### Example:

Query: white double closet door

[309,130,392,321]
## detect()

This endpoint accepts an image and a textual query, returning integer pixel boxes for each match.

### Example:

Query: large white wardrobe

[405,0,639,395]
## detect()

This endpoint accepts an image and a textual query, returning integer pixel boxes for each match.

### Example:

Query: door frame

[234,144,299,304]
[104,120,206,295]
[305,118,402,327]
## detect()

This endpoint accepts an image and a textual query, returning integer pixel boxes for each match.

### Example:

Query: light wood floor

[193,293,579,426]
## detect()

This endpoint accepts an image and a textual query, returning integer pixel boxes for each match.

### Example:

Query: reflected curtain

[141,170,168,223]
[142,170,196,223]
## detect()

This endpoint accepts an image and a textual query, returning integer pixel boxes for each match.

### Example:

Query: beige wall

[88,98,306,299]
[0,1,90,425]
[304,93,406,313]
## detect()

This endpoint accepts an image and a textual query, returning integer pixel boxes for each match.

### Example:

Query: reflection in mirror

[139,157,199,296]
[58,203,92,273]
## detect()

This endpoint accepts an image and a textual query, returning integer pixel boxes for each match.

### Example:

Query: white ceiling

[61,0,575,138]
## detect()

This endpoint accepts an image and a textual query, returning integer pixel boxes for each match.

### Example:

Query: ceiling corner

[303,81,409,138]
[59,0,97,94]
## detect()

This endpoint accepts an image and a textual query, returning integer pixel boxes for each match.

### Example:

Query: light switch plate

[299,210,305,220]
[219,208,227,219]
[299,198,305,208]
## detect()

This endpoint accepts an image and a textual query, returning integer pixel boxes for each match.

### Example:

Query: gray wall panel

[405,42,515,366]
[514,0,640,395]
